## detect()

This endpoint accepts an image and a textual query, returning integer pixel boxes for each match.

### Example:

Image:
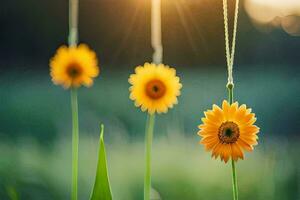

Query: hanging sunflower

[129,63,182,114]
[198,100,259,163]
[50,44,99,89]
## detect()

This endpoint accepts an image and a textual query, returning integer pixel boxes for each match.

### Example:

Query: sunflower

[129,63,182,114]
[50,44,99,89]
[198,100,259,163]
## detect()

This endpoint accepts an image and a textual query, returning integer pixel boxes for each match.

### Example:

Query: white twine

[151,0,163,64]
[69,0,79,46]
[222,0,239,85]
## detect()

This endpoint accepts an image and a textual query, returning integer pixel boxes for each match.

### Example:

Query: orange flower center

[145,79,166,99]
[66,63,82,79]
[218,121,240,144]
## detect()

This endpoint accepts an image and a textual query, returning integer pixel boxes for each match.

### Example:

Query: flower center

[218,121,240,144]
[145,79,166,99]
[66,63,82,79]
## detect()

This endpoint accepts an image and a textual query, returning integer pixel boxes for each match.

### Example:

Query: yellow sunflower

[129,63,182,114]
[50,44,99,89]
[198,100,259,163]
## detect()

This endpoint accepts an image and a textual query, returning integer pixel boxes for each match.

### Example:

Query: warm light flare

[245,0,300,23]
[245,0,300,35]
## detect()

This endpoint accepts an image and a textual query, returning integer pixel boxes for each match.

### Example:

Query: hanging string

[222,0,239,86]
[68,0,79,199]
[223,1,240,200]
[69,0,79,47]
[151,0,163,64]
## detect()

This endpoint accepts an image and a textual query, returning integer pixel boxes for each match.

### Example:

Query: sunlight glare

[244,0,300,35]
[245,0,300,23]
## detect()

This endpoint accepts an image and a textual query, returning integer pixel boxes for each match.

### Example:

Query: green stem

[71,88,79,200]
[68,0,79,198]
[144,113,156,200]
[227,83,238,200]
[231,159,238,200]
[227,83,234,104]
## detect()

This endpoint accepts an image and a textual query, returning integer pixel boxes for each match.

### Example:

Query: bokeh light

[244,0,300,35]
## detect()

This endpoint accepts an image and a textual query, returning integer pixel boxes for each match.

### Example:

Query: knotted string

[222,0,239,86]
[223,2,240,200]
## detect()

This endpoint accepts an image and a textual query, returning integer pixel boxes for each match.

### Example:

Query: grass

[0,66,299,199]
[0,133,299,199]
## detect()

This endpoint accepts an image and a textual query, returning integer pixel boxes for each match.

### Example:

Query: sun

[129,63,182,114]
[198,100,260,163]
[50,44,99,89]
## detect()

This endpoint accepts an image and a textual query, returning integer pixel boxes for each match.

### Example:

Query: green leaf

[90,124,113,200]
[6,186,19,200]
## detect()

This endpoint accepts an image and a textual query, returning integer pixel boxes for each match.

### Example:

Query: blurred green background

[0,0,300,199]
